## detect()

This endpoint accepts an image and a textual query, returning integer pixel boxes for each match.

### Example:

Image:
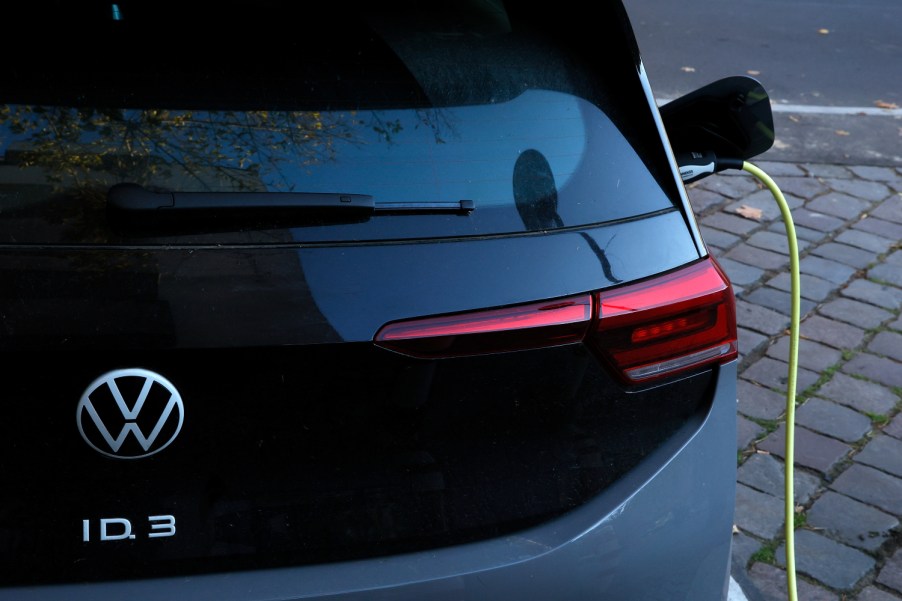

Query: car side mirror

[660,76,775,163]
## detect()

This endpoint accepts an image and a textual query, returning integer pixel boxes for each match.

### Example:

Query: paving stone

[731,531,761,572]
[887,250,902,265]
[699,225,740,251]
[739,414,765,450]
[696,172,762,199]
[769,220,828,243]
[747,230,811,255]
[796,398,872,443]
[758,424,851,474]
[688,188,729,214]
[768,272,837,302]
[727,191,804,223]
[849,165,901,182]
[738,327,769,360]
[767,336,842,373]
[737,453,821,503]
[775,530,875,590]
[853,216,902,241]
[824,178,893,202]
[807,491,899,552]
[792,209,846,233]
[801,255,858,285]
[877,548,902,594]
[818,297,894,329]
[738,379,788,421]
[835,228,897,254]
[870,263,902,288]
[746,563,840,601]
[734,483,785,539]
[831,463,902,515]
[801,315,867,349]
[773,174,830,199]
[891,315,902,331]
[726,244,790,270]
[812,242,880,269]
[701,211,762,235]
[804,163,852,179]
[742,356,820,393]
[843,353,902,389]
[736,300,790,336]
[743,286,817,318]
[757,161,808,178]
[724,197,788,224]
[842,279,902,311]
[870,331,902,362]
[807,192,872,219]
[886,413,902,440]
[870,195,902,224]
[856,435,902,477]
[857,586,902,601]
[816,372,900,415]
[718,257,766,287]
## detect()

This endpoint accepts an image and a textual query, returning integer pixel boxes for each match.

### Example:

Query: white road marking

[657,99,902,117]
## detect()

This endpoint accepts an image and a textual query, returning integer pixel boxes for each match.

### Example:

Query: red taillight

[591,258,737,383]
[374,295,593,358]
[373,258,736,383]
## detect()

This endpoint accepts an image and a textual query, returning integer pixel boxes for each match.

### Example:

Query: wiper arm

[108,184,475,215]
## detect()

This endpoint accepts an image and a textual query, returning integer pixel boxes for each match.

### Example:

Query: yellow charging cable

[741,161,800,601]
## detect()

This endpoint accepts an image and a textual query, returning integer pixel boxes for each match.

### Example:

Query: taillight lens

[374,295,593,358]
[591,257,737,383]
[374,257,736,383]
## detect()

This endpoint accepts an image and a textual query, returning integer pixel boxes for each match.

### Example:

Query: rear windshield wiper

[108,184,475,216]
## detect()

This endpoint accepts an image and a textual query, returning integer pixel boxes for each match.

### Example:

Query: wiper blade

[374,200,475,214]
[108,184,475,215]
[108,183,374,213]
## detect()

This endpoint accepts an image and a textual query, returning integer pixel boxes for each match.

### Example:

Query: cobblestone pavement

[687,161,902,601]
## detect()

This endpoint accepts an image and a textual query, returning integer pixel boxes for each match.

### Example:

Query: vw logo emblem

[77,368,185,459]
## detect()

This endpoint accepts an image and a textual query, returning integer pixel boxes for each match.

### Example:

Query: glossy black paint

[0,344,714,585]
[1,212,698,350]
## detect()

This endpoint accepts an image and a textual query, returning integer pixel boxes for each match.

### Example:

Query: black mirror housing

[661,76,775,162]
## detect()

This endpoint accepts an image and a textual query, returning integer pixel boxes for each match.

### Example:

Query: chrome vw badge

[77,368,185,459]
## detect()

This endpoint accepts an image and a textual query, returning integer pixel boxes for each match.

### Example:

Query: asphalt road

[622,0,902,166]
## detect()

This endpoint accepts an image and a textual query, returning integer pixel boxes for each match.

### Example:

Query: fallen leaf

[735,205,764,221]
[818,28,830,34]
[747,70,761,76]
[680,66,696,73]
[773,139,791,150]
[835,129,851,136]
[788,115,801,123]
[875,100,899,109]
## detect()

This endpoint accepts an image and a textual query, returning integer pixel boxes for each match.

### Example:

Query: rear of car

[0,2,737,599]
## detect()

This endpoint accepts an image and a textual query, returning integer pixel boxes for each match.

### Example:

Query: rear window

[0,1,678,245]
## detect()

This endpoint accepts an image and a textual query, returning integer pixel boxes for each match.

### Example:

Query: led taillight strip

[374,296,593,358]
[374,258,737,383]
[591,258,737,383]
